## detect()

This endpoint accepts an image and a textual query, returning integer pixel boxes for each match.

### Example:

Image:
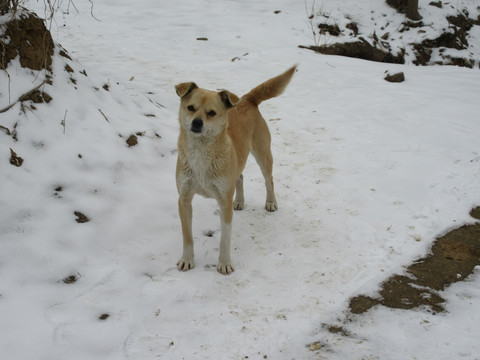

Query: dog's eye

[207,110,216,117]
[187,105,195,112]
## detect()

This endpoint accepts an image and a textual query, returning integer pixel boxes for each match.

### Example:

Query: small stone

[384,72,405,82]
[99,313,110,320]
[126,135,138,147]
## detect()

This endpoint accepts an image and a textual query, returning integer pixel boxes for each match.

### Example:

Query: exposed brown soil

[386,0,409,14]
[299,40,405,64]
[300,9,480,68]
[387,0,422,21]
[413,14,480,67]
[350,206,480,314]
[1,12,54,71]
[19,89,52,104]
[311,207,480,353]
[62,274,78,284]
[318,23,341,36]
[74,211,90,224]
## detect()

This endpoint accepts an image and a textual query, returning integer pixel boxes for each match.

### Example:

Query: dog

[174,65,296,274]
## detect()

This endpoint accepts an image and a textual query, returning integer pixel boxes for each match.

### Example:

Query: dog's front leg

[177,193,195,271]
[217,196,235,275]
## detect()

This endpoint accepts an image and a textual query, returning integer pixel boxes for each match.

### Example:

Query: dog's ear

[175,82,198,98]
[218,90,239,109]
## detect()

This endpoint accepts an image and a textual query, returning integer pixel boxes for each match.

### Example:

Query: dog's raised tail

[242,65,297,106]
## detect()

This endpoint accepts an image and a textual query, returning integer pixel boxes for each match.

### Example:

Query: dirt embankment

[1,12,54,71]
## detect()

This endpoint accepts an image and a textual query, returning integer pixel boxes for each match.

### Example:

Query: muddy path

[349,206,480,314]
[309,206,480,353]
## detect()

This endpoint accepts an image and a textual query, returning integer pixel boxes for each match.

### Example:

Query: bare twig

[87,0,100,21]
[0,124,11,135]
[304,0,319,46]
[148,98,165,109]
[61,109,67,133]
[98,108,110,122]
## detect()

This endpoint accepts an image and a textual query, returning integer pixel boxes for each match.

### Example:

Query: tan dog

[174,65,296,275]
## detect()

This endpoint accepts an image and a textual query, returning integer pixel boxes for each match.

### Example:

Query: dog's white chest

[186,151,222,198]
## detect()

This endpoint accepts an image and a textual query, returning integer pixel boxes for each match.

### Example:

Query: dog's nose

[191,118,203,133]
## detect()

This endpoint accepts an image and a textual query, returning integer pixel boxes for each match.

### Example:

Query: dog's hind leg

[252,140,278,212]
[234,174,245,210]
[257,151,278,212]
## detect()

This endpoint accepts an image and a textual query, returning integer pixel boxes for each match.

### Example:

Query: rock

[384,71,405,82]
[126,135,138,147]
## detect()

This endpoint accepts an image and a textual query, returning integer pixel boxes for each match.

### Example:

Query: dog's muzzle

[191,118,203,133]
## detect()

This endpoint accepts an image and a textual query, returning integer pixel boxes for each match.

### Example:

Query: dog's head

[175,82,239,137]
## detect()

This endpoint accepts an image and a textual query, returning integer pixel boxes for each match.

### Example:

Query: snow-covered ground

[1,0,480,359]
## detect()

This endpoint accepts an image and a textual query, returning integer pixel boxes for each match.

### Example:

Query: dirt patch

[1,12,54,71]
[386,0,409,14]
[346,22,359,36]
[62,274,78,284]
[74,211,90,224]
[413,13,479,66]
[318,23,341,36]
[300,7,480,68]
[299,40,405,64]
[350,206,480,314]
[386,0,422,20]
[311,207,480,353]
[19,89,52,104]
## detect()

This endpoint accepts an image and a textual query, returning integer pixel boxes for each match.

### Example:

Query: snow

[1,0,480,359]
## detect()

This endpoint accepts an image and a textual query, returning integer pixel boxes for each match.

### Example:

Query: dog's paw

[265,201,278,212]
[177,258,195,272]
[217,262,234,275]
[233,200,244,211]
